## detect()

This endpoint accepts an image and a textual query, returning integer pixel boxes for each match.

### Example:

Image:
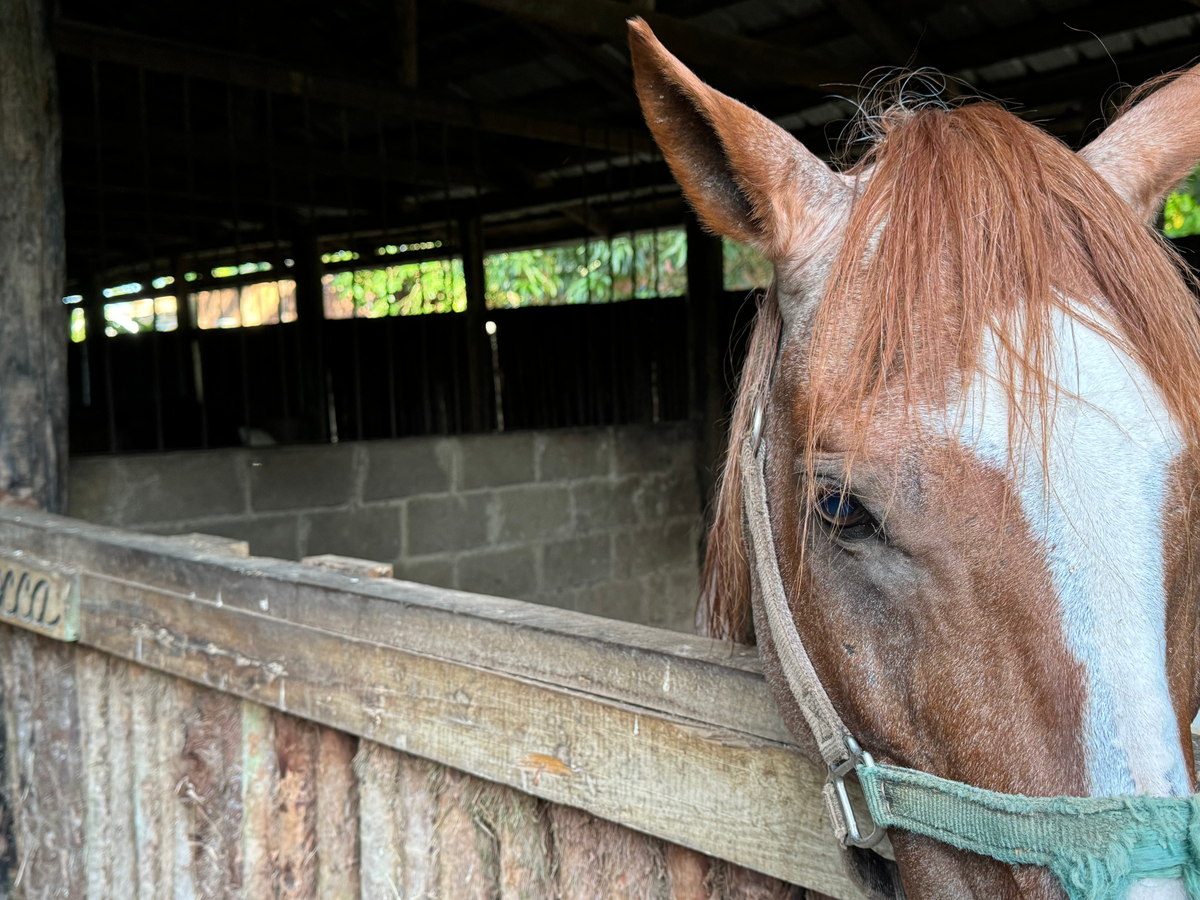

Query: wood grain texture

[551,804,668,900]
[241,701,280,899]
[315,728,360,900]
[0,509,872,896]
[491,788,554,900]
[435,769,499,900]
[79,574,856,895]
[273,712,319,900]
[0,628,86,900]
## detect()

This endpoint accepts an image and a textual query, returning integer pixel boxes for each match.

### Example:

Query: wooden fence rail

[0,506,881,899]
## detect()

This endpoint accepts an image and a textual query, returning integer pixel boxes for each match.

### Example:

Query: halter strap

[740,431,1200,900]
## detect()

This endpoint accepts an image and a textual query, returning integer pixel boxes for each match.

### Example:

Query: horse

[627,17,1200,900]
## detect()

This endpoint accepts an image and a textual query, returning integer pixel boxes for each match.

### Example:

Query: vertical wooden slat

[79,650,114,897]
[106,655,138,899]
[79,651,138,899]
[273,712,318,900]
[316,728,359,900]
[666,844,710,900]
[490,787,553,900]
[131,663,189,900]
[435,769,498,900]
[398,754,439,899]
[721,862,800,900]
[550,805,669,900]
[179,686,244,899]
[241,700,280,899]
[0,629,87,900]
[353,740,403,898]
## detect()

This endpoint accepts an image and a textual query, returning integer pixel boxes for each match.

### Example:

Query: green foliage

[324,230,689,317]
[1165,169,1200,239]
[326,258,467,317]
[484,229,687,309]
[722,239,773,291]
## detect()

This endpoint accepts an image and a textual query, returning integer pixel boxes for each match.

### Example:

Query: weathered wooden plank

[241,701,280,898]
[551,804,668,900]
[315,728,359,900]
[436,769,499,899]
[665,845,710,900]
[80,575,860,896]
[129,662,191,900]
[353,740,404,898]
[0,627,86,899]
[0,510,785,745]
[301,555,393,579]
[273,712,318,900]
[78,650,137,899]
[398,754,440,899]
[490,788,554,900]
[178,685,243,898]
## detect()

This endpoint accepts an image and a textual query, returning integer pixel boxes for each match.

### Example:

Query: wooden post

[0,0,67,512]
[460,215,491,432]
[685,213,725,513]
[290,227,330,442]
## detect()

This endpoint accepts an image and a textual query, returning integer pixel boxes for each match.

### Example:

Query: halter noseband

[742,407,1200,900]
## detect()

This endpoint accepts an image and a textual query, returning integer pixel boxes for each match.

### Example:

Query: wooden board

[0,507,876,897]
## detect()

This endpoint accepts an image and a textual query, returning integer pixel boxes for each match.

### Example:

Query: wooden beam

[457,0,856,90]
[0,506,880,897]
[52,20,653,155]
[822,0,915,66]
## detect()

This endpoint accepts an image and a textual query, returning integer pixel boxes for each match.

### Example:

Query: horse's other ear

[1080,66,1200,223]
[627,17,843,257]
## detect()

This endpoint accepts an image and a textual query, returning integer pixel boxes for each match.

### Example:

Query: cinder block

[458,432,535,490]
[250,444,355,511]
[303,506,401,564]
[542,533,612,590]
[644,569,701,633]
[405,493,491,555]
[143,514,301,560]
[494,485,571,543]
[571,579,647,623]
[70,450,247,525]
[613,519,698,580]
[395,557,455,590]
[634,471,701,522]
[614,423,696,475]
[537,428,612,481]
[457,546,538,599]
[572,478,639,532]
[363,437,454,501]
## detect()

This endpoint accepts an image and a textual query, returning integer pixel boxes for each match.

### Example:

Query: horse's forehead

[953,310,1190,799]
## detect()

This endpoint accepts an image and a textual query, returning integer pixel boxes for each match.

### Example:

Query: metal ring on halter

[829,735,886,850]
[751,403,765,455]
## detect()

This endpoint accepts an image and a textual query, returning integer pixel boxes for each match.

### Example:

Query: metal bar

[90,61,117,453]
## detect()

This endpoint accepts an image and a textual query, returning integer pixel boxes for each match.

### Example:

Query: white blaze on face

[956,304,1190,802]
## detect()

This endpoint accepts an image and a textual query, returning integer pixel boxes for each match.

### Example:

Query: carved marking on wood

[0,550,79,640]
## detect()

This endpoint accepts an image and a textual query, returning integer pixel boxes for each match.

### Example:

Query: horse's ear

[1080,66,1200,223]
[627,18,843,257]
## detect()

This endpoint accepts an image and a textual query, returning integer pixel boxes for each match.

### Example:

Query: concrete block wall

[68,424,703,632]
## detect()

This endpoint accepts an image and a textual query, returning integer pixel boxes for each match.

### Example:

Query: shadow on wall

[68,424,704,632]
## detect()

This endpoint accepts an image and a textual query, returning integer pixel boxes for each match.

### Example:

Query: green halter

[740,430,1200,900]
[858,762,1200,900]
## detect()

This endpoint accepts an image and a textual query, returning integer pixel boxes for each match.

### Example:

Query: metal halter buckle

[750,402,765,455]
[828,735,886,850]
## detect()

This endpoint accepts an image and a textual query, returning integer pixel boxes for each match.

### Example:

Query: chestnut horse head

[629,18,1200,900]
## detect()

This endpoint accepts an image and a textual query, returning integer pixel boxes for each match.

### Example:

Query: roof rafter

[53,19,655,155]
[455,0,858,90]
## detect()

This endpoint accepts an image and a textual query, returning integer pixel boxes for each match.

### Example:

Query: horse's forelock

[808,99,1200,478]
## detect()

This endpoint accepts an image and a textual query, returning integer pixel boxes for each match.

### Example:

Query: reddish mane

[702,99,1200,642]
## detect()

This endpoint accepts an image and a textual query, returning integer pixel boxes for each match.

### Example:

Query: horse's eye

[814,489,876,539]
